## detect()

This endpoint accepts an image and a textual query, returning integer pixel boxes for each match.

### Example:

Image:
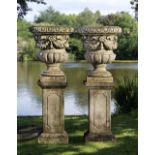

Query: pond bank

[18,59,138,63]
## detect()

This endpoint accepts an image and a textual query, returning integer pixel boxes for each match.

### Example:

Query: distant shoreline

[67,60,138,63]
[112,60,138,63]
[17,60,138,63]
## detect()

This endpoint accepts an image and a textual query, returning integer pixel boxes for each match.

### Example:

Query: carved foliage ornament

[35,35,69,50]
[83,35,118,52]
[78,27,122,76]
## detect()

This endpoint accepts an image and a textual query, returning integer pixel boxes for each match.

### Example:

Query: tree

[17,19,32,40]
[69,37,84,60]
[17,0,46,19]
[130,0,138,20]
[17,20,39,61]
[35,6,77,27]
[97,14,119,25]
[114,12,138,60]
[97,12,138,60]
[35,7,101,28]
[76,8,101,27]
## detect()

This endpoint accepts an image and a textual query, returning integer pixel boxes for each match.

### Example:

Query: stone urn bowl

[31,26,74,77]
[78,26,122,77]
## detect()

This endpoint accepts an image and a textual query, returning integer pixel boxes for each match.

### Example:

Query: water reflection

[17,62,137,116]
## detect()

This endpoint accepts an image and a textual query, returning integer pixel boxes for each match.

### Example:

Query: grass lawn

[17,113,138,155]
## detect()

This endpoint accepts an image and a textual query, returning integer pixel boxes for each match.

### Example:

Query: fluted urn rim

[78,26,122,35]
[30,26,74,35]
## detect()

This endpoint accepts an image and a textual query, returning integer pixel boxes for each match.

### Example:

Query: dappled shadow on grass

[17,116,88,155]
[17,114,138,155]
[18,136,138,155]
[65,116,88,144]
[112,114,138,135]
[18,140,80,155]
[83,136,138,155]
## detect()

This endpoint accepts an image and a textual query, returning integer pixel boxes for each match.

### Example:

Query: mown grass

[17,113,137,155]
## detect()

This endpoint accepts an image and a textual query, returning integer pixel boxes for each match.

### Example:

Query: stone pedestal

[78,26,122,142]
[31,26,74,144]
[38,81,68,144]
[84,78,115,142]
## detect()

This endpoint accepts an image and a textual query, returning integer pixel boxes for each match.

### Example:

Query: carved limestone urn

[31,26,74,144]
[78,26,122,142]
[78,26,122,82]
[31,26,74,87]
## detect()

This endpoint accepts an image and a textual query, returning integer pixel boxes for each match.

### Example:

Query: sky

[25,0,133,22]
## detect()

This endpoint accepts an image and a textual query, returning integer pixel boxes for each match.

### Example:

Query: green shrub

[69,37,85,60]
[97,12,138,60]
[114,75,138,113]
[17,37,39,61]
[17,19,32,40]
[17,20,39,61]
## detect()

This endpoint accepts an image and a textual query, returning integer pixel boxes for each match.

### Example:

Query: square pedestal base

[84,131,115,143]
[38,131,68,144]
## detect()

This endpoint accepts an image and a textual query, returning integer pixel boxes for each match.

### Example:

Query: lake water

[17,61,138,116]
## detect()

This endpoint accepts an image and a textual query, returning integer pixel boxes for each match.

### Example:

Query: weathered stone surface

[78,26,122,78]
[42,89,65,132]
[84,80,115,143]
[80,26,121,142]
[36,86,68,144]
[38,88,68,144]
[31,26,74,35]
[38,75,67,88]
[31,26,73,144]
[32,26,74,78]
[31,26,121,144]
[84,88,115,141]
[38,131,68,144]
[84,131,115,142]
[85,76,113,85]
[78,26,122,35]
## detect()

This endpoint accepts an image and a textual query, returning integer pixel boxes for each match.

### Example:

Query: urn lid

[30,26,74,35]
[77,26,122,35]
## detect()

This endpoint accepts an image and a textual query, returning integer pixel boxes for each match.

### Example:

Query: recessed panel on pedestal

[90,90,110,134]
[47,92,61,127]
